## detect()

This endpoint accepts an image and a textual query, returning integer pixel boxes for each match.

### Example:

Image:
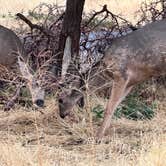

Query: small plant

[92,104,104,119]
[92,92,156,120]
[114,93,156,120]
[0,12,14,19]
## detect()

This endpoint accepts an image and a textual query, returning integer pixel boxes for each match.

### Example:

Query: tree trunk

[56,0,85,75]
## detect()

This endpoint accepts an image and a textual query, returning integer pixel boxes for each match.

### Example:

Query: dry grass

[0,0,154,26]
[0,0,64,15]
[0,85,165,166]
[0,0,153,15]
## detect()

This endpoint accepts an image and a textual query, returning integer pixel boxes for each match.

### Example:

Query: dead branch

[83,5,137,31]
[136,0,166,26]
[16,13,53,37]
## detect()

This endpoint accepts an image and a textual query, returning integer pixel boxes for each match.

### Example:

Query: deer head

[58,89,84,118]
[18,56,45,107]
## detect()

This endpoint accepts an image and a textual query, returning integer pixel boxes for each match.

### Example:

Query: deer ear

[17,56,33,81]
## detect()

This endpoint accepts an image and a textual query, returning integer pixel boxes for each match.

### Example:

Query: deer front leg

[96,74,133,140]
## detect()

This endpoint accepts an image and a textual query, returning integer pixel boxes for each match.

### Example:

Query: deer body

[97,19,166,138]
[0,25,25,68]
[58,19,166,139]
[104,19,166,79]
[0,25,44,107]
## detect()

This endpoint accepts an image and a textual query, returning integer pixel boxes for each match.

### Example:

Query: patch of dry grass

[0,138,165,166]
[0,0,153,15]
[0,87,165,166]
[0,0,154,27]
[0,0,64,15]
[0,114,165,166]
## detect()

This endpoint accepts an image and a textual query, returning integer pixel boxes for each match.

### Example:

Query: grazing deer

[0,25,45,108]
[58,64,112,118]
[58,19,166,139]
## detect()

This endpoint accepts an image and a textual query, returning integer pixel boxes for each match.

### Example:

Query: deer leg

[96,74,133,140]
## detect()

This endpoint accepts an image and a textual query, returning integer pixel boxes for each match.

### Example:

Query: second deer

[0,25,45,108]
[58,19,166,139]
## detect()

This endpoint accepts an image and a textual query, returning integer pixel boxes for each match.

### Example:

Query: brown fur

[59,20,166,139]
[0,25,45,107]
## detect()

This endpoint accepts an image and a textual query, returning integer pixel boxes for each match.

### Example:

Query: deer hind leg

[97,72,134,140]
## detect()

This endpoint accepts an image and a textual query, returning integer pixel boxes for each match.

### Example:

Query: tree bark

[56,0,85,75]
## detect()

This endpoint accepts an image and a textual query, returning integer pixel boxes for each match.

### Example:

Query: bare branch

[83,4,137,31]
[16,13,53,37]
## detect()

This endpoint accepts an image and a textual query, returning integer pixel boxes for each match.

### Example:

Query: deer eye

[31,80,39,87]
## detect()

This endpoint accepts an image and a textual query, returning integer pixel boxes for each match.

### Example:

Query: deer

[58,63,113,118]
[58,19,166,140]
[0,25,45,108]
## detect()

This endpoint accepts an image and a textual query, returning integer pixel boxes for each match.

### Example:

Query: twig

[4,84,23,111]
[83,4,137,31]
[16,13,53,37]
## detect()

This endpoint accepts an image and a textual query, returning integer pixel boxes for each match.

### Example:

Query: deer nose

[35,99,44,107]
[58,98,68,118]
